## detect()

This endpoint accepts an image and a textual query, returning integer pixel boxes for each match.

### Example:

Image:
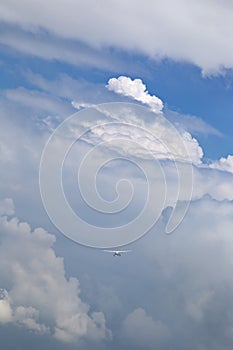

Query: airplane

[103,250,132,257]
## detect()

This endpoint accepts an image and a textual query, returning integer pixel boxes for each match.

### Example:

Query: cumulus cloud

[104,77,202,163]
[84,123,203,165]
[209,155,233,173]
[1,72,232,223]
[106,76,163,113]
[1,71,233,349]
[87,196,233,350]
[143,198,233,346]
[77,102,203,165]
[0,199,110,343]
[51,195,233,350]
[0,295,49,334]
[0,290,12,323]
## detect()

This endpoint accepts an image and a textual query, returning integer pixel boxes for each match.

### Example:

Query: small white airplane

[103,250,131,257]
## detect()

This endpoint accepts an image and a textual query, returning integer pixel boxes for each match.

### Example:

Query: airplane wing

[103,250,117,253]
[117,250,132,253]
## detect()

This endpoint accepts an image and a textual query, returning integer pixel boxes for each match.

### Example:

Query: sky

[0,1,233,349]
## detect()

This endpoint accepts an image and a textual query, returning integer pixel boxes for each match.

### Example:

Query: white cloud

[106,76,163,113]
[164,109,222,137]
[84,123,203,165]
[0,291,12,323]
[53,195,233,350]
[0,198,110,343]
[71,101,96,110]
[100,196,233,349]
[0,72,233,349]
[1,0,233,73]
[0,290,49,333]
[188,165,233,202]
[25,71,105,102]
[0,198,14,216]
[4,87,73,117]
[103,78,202,163]
[25,71,119,111]
[78,102,203,165]
[0,25,123,73]
[29,72,213,141]
[209,155,233,173]
[14,306,49,334]
[122,308,169,347]
[0,75,232,227]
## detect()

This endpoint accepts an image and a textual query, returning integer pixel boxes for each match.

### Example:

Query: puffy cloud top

[209,155,233,173]
[106,76,163,113]
[80,77,203,164]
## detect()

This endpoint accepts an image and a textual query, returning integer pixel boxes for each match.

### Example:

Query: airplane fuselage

[114,252,121,256]
[103,249,131,256]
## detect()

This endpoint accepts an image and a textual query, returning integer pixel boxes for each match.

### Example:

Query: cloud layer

[1,0,233,73]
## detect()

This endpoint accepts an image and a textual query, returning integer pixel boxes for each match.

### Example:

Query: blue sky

[1,1,233,349]
[1,45,232,160]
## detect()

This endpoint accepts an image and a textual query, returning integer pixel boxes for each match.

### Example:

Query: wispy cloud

[0,24,128,73]
[1,1,233,74]
[4,87,73,116]
[164,108,222,137]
